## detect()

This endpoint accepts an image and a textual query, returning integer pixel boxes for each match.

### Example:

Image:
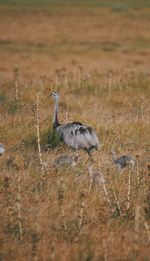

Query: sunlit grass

[0,67,150,261]
[0,5,150,260]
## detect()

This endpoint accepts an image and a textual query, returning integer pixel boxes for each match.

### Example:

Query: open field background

[1,0,150,7]
[1,1,150,79]
[0,1,150,261]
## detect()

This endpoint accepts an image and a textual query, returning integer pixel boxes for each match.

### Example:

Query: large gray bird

[50,92,100,156]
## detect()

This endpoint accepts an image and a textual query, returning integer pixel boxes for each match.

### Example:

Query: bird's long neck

[53,99,59,129]
[111,151,116,162]
[88,165,93,178]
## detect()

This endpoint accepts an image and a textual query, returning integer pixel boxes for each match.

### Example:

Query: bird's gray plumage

[50,92,100,155]
[0,143,5,156]
[56,122,99,154]
[87,165,106,184]
[110,149,135,170]
[53,155,78,168]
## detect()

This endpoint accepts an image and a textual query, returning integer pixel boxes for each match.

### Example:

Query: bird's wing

[117,156,128,167]
[57,122,99,150]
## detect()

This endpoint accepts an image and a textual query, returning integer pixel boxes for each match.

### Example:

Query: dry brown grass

[0,8,150,78]
[0,66,150,261]
[0,7,150,261]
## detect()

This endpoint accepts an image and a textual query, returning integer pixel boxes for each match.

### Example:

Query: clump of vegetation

[22,126,62,150]
[0,94,6,103]
[7,101,18,114]
[41,127,62,148]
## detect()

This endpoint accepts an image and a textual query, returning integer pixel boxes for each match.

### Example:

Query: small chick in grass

[0,143,5,156]
[148,164,150,173]
[109,149,135,171]
[87,165,106,184]
[53,155,78,169]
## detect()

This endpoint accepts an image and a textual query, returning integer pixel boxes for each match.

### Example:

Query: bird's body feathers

[110,149,135,170]
[115,155,133,168]
[53,155,77,168]
[56,121,99,154]
[87,165,106,184]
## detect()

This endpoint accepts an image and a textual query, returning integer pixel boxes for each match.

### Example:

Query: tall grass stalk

[78,200,85,229]
[140,96,144,122]
[134,204,141,253]
[143,218,150,242]
[112,185,122,215]
[136,161,140,188]
[108,71,112,96]
[36,92,45,176]
[99,162,113,213]
[17,171,23,241]
[127,170,131,211]
[102,239,108,261]
[13,67,19,105]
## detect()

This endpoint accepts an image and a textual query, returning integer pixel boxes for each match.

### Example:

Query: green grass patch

[41,127,62,148]
[0,94,6,103]
[0,40,11,46]
[134,38,150,49]
[24,126,62,150]
[7,101,18,114]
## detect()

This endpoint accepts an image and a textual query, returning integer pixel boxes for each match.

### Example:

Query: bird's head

[109,148,115,155]
[49,91,59,101]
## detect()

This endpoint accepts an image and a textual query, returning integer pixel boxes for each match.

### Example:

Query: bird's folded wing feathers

[57,122,99,149]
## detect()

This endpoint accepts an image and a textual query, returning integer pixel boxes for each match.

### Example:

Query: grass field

[1,0,150,8]
[0,2,150,261]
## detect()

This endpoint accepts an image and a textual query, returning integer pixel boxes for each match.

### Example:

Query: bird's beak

[49,93,52,96]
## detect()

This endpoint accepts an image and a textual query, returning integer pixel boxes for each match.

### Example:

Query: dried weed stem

[134,204,141,253]
[100,170,113,213]
[112,185,122,215]
[61,205,67,232]
[17,172,23,240]
[127,170,131,211]
[102,239,108,261]
[13,67,19,104]
[108,71,112,96]
[78,200,85,229]
[36,92,45,176]
[143,218,150,242]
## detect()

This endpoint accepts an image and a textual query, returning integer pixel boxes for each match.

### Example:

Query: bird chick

[87,165,106,184]
[109,149,135,171]
[53,155,78,169]
[0,143,5,156]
